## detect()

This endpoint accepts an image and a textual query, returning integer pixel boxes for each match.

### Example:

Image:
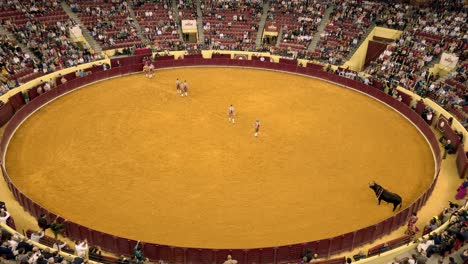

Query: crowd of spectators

[177,0,197,20]
[69,0,142,50]
[0,205,85,264]
[416,202,467,261]
[314,0,377,65]
[374,3,413,30]
[364,0,467,124]
[201,0,262,51]
[132,0,181,51]
[267,0,327,55]
[0,35,37,95]
[0,0,101,90]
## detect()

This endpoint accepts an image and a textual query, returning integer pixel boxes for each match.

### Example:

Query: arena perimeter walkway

[4,68,434,249]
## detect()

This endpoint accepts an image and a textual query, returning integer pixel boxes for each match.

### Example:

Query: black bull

[369,182,402,211]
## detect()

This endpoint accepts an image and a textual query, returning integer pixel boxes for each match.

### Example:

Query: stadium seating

[267,0,327,54]
[132,0,181,51]
[69,0,142,50]
[315,0,377,64]
[201,0,262,51]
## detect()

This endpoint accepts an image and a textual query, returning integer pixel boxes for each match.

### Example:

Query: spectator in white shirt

[53,240,67,251]
[30,230,44,243]
[7,234,19,252]
[0,209,10,225]
[28,247,41,264]
[43,82,51,92]
[417,236,434,254]
[37,85,44,95]
[426,111,433,124]
[75,239,88,257]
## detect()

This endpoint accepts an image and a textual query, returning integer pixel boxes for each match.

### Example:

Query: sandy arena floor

[5,67,435,249]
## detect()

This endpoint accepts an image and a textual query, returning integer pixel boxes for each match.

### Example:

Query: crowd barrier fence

[0,58,442,264]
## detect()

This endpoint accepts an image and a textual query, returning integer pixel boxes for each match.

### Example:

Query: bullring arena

[0,0,467,264]
[4,67,435,248]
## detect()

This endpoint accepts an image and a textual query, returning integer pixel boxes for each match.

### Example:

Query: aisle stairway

[275,28,283,47]
[255,0,270,48]
[172,0,185,42]
[196,0,204,44]
[60,2,103,54]
[0,26,39,62]
[307,5,334,51]
[126,1,149,45]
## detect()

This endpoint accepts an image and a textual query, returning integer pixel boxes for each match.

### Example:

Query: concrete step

[308,5,334,51]
[255,0,270,49]
[172,0,185,42]
[196,0,204,44]
[127,1,149,45]
[276,27,283,47]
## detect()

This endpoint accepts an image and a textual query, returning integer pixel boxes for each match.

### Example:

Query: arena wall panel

[116,238,132,256]
[340,233,354,252]
[398,208,410,227]
[100,233,117,253]
[9,92,25,112]
[143,243,160,262]
[79,226,92,242]
[66,222,81,241]
[173,247,185,264]
[22,195,33,216]
[364,226,377,244]
[382,218,394,236]
[456,144,467,178]
[159,246,174,263]
[0,102,14,127]
[265,248,277,263]
[329,236,345,256]
[28,87,39,101]
[373,221,385,241]
[0,58,443,263]
[245,249,260,264]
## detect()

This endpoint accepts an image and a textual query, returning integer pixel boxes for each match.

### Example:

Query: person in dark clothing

[425,244,442,258]
[300,249,312,263]
[41,248,53,260]
[36,255,47,264]
[37,214,50,231]
[0,244,15,259]
[53,251,64,263]
[73,255,85,264]
[17,238,33,252]
[443,140,454,159]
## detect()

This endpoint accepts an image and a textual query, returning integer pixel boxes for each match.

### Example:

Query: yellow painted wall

[343,27,402,72]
